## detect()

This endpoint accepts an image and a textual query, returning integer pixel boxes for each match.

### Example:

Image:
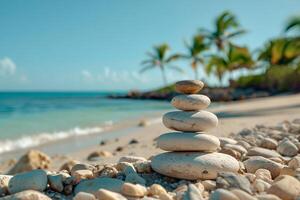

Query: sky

[0,0,299,91]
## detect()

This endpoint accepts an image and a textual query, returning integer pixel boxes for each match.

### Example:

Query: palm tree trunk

[160,66,168,87]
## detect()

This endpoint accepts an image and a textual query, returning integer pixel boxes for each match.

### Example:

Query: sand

[1,93,300,172]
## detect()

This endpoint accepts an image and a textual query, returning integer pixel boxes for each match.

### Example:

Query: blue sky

[0,0,299,91]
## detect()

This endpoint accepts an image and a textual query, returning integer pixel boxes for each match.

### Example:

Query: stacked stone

[151,80,240,180]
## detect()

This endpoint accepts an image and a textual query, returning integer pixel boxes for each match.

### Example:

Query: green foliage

[235,65,300,92]
[258,37,300,66]
[285,16,300,32]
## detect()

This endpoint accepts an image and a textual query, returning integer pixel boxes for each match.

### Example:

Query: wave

[0,124,111,154]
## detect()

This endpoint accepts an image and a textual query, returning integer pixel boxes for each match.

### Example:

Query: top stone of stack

[175,80,204,94]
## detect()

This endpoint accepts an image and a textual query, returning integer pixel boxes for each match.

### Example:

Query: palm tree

[140,44,182,86]
[199,11,246,51]
[206,44,254,83]
[258,37,300,66]
[285,16,300,33]
[180,34,209,80]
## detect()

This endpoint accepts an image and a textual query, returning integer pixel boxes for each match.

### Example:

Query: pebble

[115,162,135,172]
[73,169,94,182]
[254,169,272,183]
[247,147,281,158]
[71,163,95,176]
[253,179,271,193]
[95,189,127,200]
[157,132,220,152]
[134,160,152,173]
[163,111,218,132]
[8,150,51,175]
[175,80,204,94]
[0,175,12,196]
[223,144,247,155]
[148,184,167,196]
[171,94,210,111]
[59,159,79,172]
[99,166,118,178]
[74,177,124,195]
[48,174,64,192]
[277,139,299,157]
[256,194,281,200]
[243,156,284,178]
[74,192,96,200]
[151,152,239,180]
[121,183,147,197]
[125,173,146,185]
[218,137,237,147]
[288,156,300,169]
[1,190,51,200]
[217,172,252,194]
[260,138,278,150]
[119,156,147,163]
[182,184,204,200]
[219,148,241,160]
[87,150,112,161]
[267,175,300,200]
[231,189,257,200]
[209,188,239,200]
[202,180,216,191]
[8,169,48,194]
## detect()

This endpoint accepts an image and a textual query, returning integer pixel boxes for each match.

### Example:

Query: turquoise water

[0,92,171,153]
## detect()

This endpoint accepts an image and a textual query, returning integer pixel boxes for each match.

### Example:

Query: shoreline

[1,93,300,172]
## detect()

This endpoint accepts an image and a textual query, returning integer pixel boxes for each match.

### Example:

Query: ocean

[0,92,171,154]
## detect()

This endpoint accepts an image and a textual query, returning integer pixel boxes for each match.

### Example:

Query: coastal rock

[163,111,218,132]
[288,156,300,169]
[223,144,247,155]
[73,169,94,182]
[134,160,152,173]
[74,192,96,200]
[74,177,124,195]
[71,163,95,176]
[1,190,51,200]
[175,80,204,94]
[218,137,237,147]
[209,189,239,200]
[255,169,272,183]
[8,169,48,194]
[243,156,284,178]
[256,194,281,200]
[95,189,126,200]
[277,139,299,157]
[202,180,216,191]
[157,132,220,152]
[148,184,167,196]
[151,152,239,180]
[247,147,281,158]
[253,179,271,193]
[267,175,300,200]
[119,156,147,163]
[121,183,147,197]
[125,173,146,185]
[171,94,210,111]
[8,150,51,174]
[59,159,79,172]
[48,174,64,192]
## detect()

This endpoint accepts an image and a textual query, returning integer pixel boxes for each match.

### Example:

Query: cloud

[0,57,16,76]
[81,70,93,81]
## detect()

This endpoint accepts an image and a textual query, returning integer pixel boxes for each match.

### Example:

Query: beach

[1,93,299,173]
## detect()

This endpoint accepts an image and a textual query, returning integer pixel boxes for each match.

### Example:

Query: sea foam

[0,126,105,154]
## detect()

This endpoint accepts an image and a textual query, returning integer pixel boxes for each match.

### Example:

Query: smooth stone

[71,163,95,176]
[0,175,12,196]
[74,177,124,195]
[148,184,167,196]
[288,156,300,169]
[175,80,204,94]
[260,138,278,150]
[183,184,204,200]
[95,189,127,200]
[247,147,281,158]
[217,172,252,194]
[163,111,218,132]
[157,132,220,152]
[253,179,271,193]
[277,139,299,157]
[243,156,284,178]
[231,189,257,200]
[125,173,146,185]
[223,144,247,155]
[121,183,147,197]
[74,192,96,200]
[267,175,300,200]
[256,194,281,200]
[171,94,210,111]
[1,190,51,200]
[118,156,147,163]
[219,137,237,147]
[209,189,239,200]
[48,174,64,192]
[151,152,239,180]
[8,169,48,194]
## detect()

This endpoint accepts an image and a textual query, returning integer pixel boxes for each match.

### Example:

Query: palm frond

[139,65,155,73]
[285,16,300,32]
[169,66,184,73]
